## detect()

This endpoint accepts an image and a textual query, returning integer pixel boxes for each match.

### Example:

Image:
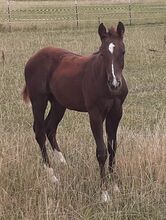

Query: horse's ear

[117,21,125,39]
[98,23,107,40]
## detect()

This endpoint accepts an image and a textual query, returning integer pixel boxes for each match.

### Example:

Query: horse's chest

[98,98,114,115]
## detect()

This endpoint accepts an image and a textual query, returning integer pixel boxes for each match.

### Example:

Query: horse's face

[98,22,125,91]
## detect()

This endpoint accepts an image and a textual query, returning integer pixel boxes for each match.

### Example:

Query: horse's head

[98,22,125,91]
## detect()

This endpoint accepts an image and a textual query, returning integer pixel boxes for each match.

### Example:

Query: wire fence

[0,0,166,31]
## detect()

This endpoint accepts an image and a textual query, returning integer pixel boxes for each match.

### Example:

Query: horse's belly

[66,103,87,112]
[50,77,87,112]
[55,92,87,112]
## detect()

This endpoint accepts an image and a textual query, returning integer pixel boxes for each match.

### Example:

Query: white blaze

[108,42,119,88]
[109,43,115,54]
[111,63,117,87]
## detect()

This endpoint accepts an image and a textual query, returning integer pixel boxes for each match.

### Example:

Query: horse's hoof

[113,184,120,193]
[101,191,111,203]
[50,175,59,184]
[44,165,59,184]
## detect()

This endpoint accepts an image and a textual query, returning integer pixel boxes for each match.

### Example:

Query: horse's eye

[122,51,125,55]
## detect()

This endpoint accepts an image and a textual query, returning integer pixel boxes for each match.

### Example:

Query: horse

[22,21,128,202]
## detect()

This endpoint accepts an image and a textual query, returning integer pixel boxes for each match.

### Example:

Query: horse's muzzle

[107,79,121,90]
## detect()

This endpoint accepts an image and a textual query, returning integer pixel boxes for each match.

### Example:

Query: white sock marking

[54,150,67,165]
[101,191,110,203]
[50,174,59,184]
[44,165,59,184]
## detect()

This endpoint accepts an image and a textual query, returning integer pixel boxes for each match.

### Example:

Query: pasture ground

[1,0,166,29]
[0,2,166,219]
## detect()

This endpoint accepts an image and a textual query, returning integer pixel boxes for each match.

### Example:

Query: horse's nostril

[112,80,121,89]
[107,78,112,86]
[107,78,122,90]
[117,80,121,87]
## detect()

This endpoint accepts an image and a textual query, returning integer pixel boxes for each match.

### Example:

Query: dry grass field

[0,1,166,219]
[1,0,166,30]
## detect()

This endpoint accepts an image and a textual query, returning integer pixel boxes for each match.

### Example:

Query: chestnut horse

[22,22,128,202]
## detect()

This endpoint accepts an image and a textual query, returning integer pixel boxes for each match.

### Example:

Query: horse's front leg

[89,109,110,202]
[105,99,122,193]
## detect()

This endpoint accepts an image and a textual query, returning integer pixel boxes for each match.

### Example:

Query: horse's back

[24,47,74,76]
[24,47,79,99]
[23,47,90,111]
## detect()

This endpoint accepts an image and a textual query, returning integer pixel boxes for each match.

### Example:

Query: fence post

[98,17,101,25]
[7,0,11,31]
[129,0,132,26]
[75,0,79,28]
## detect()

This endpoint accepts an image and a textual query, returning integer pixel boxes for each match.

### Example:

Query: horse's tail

[22,85,30,104]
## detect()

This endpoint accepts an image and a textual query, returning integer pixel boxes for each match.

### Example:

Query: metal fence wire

[0,0,166,30]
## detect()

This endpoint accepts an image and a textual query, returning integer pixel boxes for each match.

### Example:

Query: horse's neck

[92,53,105,76]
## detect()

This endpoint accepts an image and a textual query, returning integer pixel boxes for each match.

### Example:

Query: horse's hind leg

[31,95,49,166]
[31,95,59,183]
[45,98,66,164]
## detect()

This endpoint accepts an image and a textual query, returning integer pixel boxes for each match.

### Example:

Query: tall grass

[0,21,166,219]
